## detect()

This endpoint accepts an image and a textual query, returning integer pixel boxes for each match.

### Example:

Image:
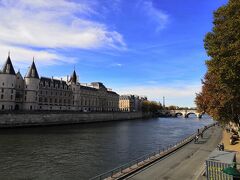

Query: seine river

[0,116,213,180]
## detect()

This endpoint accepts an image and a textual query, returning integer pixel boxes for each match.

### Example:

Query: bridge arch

[186,112,198,118]
[175,112,183,117]
[170,110,203,118]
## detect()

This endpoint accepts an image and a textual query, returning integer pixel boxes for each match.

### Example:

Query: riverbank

[0,111,146,128]
[127,125,222,180]
[221,130,240,164]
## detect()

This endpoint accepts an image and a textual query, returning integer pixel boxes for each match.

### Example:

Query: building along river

[0,115,213,179]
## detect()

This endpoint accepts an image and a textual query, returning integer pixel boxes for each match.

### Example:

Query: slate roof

[69,70,77,84]
[40,77,68,87]
[25,61,39,78]
[1,55,16,75]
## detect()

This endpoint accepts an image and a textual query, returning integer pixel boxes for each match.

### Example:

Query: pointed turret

[69,70,77,84]
[16,70,23,80]
[1,53,16,75]
[26,59,39,79]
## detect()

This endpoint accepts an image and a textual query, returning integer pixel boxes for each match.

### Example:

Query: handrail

[89,122,217,180]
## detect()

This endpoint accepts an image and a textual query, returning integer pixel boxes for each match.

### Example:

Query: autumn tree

[195,0,240,125]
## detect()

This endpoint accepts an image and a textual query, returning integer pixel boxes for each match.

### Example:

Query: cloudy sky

[0,0,227,107]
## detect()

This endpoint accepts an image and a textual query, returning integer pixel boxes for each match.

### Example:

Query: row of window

[1,82,14,87]
[1,88,14,93]
[1,94,14,100]
[39,90,71,97]
[40,82,69,90]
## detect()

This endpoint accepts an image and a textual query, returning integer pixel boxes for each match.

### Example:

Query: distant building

[0,55,119,111]
[119,95,147,112]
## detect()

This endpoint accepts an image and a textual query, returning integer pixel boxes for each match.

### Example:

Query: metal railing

[89,123,217,180]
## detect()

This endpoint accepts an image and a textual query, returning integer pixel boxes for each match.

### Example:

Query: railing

[89,123,218,180]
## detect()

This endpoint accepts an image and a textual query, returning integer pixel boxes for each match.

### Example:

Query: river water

[0,115,213,180]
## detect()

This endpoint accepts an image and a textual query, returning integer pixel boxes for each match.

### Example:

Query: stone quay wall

[0,111,143,128]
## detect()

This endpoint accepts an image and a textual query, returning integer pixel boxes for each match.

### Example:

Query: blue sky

[0,0,227,107]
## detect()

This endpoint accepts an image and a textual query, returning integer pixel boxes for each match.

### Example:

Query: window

[2,82,4,86]
[11,95,13,100]
[1,94,3,99]
[1,89,4,93]
[2,105,4,110]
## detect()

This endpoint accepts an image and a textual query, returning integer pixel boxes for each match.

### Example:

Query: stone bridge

[169,109,203,118]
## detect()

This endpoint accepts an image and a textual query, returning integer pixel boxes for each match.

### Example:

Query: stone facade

[0,112,143,128]
[119,95,147,112]
[0,55,119,111]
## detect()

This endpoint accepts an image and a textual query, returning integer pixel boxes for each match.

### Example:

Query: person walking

[195,135,199,143]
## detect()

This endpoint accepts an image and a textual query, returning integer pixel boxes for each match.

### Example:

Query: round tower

[23,60,40,110]
[0,54,16,110]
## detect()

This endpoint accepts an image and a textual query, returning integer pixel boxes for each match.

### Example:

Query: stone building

[0,55,119,111]
[119,95,147,112]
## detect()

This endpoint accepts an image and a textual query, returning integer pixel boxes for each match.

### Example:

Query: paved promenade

[128,126,222,180]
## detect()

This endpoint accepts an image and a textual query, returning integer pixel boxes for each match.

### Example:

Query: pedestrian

[195,135,199,143]
[200,132,203,138]
[197,129,200,134]
[221,143,224,151]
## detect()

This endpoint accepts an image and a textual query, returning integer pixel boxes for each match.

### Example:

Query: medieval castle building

[0,55,119,111]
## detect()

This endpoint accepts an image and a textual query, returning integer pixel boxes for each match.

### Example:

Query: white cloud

[117,83,201,107]
[0,43,76,69]
[110,63,123,67]
[143,0,169,31]
[0,0,126,66]
[54,76,68,82]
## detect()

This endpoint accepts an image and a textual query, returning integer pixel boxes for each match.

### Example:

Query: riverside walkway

[127,126,222,180]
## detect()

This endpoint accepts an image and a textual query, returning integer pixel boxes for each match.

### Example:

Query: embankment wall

[0,111,144,128]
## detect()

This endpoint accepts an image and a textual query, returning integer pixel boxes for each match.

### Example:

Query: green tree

[168,105,178,110]
[195,0,240,125]
[142,101,163,113]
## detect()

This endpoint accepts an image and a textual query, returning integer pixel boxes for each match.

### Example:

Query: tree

[141,101,163,113]
[168,105,178,110]
[195,0,240,125]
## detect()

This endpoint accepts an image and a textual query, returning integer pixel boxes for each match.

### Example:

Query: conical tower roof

[1,54,16,75]
[26,60,39,79]
[69,70,77,84]
[16,70,23,80]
